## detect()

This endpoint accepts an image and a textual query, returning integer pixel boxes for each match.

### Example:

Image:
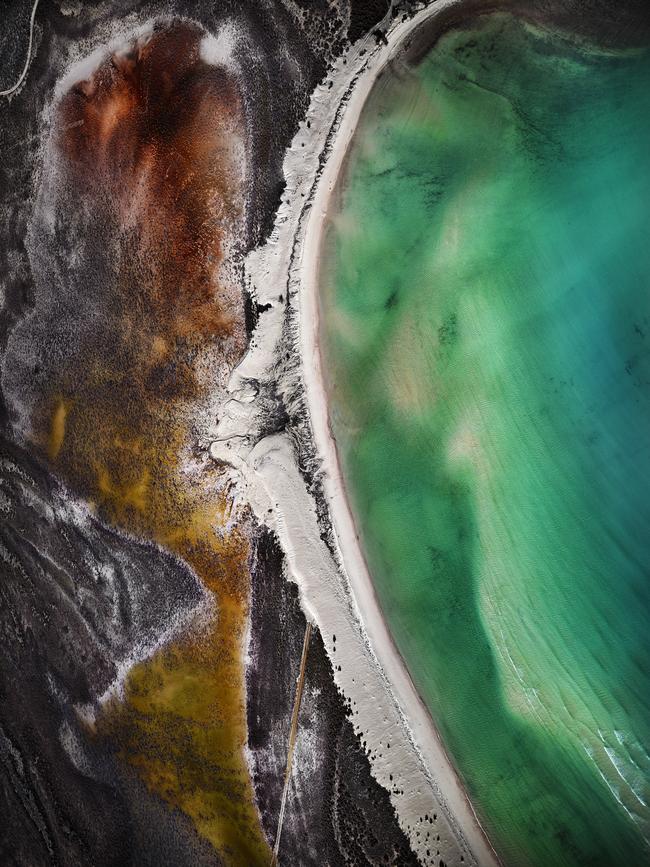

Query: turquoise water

[320,13,650,866]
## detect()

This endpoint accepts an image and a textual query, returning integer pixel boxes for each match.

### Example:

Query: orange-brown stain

[48,397,69,461]
[34,22,270,866]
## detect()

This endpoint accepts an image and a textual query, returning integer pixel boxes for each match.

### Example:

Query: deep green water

[320,13,650,866]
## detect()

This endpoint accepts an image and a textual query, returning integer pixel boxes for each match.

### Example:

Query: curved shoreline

[295,4,501,865]
[212,1,504,862]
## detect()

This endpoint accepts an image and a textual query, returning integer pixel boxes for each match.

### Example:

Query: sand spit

[212,1,501,864]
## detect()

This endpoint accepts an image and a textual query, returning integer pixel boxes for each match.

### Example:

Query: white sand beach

[213,2,502,864]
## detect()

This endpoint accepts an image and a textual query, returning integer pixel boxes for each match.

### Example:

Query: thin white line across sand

[1,0,40,97]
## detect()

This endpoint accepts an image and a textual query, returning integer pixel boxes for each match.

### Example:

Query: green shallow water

[320,13,650,866]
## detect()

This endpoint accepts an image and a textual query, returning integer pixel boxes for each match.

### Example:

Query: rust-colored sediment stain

[31,23,269,865]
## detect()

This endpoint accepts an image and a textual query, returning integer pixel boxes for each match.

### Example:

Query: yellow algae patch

[96,465,150,513]
[163,501,232,549]
[100,530,269,867]
[48,398,69,461]
[50,402,269,860]
[46,386,269,861]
